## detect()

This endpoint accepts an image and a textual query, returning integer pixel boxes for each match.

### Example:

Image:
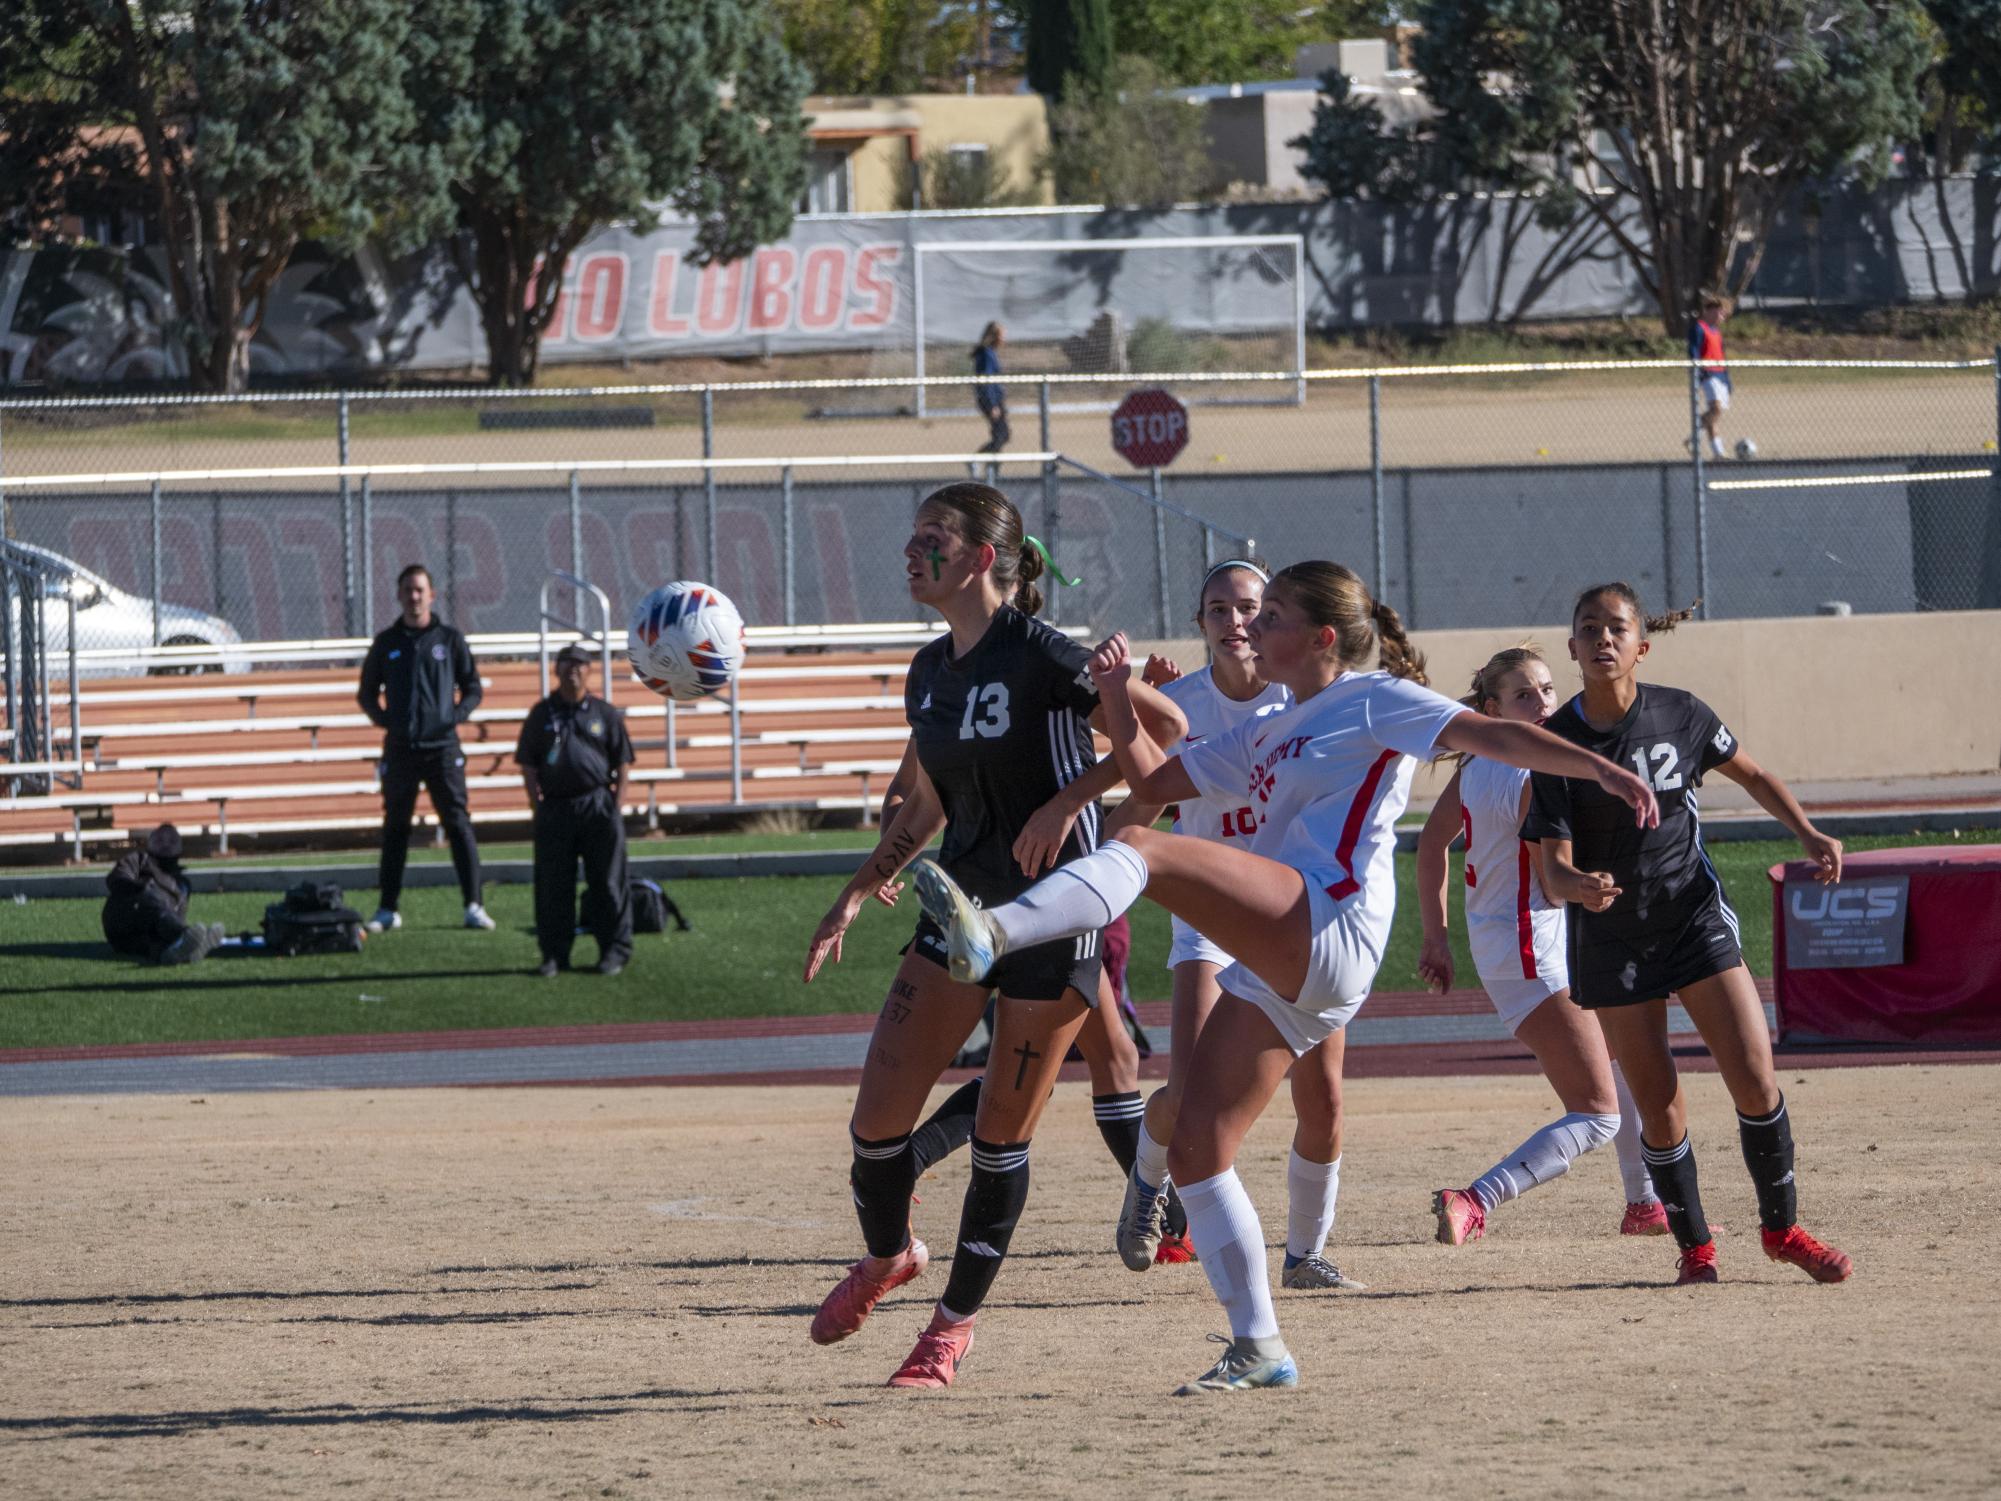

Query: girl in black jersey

[1521,582,1852,1286]
[801,482,1186,1388]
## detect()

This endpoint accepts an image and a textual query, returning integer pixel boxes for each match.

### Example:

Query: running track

[3,986,1993,1096]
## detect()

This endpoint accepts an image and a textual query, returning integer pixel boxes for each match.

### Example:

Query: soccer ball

[1735,437,1758,460]
[627,581,745,701]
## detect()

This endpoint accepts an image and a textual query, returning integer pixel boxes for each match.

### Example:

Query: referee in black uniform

[515,642,636,977]
[358,563,491,933]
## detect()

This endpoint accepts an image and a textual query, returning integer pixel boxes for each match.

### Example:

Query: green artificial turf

[1,829,1988,1050]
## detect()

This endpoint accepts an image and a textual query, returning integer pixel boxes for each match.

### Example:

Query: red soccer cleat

[1674,1240,1719,1285]
[810,1238,928,1345]
[1761,1224,1853,1283]
[1155,1232,1198,1265]
[1432,1187,1486,1246]
[887,1309,975,1388]
[1620,1200,1670,1236]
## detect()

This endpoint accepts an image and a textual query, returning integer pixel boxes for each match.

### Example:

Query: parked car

[1,541,248,676]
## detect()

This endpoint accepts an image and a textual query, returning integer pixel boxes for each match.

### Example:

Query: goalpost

[906,235,1308,419]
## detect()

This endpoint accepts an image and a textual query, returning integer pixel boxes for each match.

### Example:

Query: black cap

[146,823,183,862]
[554,642,596,667]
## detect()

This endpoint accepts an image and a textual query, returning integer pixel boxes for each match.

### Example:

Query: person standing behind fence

[1688,294,1732,460]
[358,563,494,934]
[973,321,1010,454]
[516,643,636,978]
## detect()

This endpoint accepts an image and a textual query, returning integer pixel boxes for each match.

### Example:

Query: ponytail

[1371,599,1428,686]
[1014,541,1045,617]
[1573,581,1700,637]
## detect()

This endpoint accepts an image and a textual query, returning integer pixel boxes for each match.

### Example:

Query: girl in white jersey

[1117,561,1365,1293]
[912,562,1658,1393]
[1414,645,1667,1245]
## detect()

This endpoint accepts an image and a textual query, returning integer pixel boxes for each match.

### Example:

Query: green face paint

[927,547,946,581]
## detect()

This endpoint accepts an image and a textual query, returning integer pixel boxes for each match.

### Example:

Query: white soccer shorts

[1167,915,1231,971]
[1467,908,1569,1033]
[1699,374,1731,410]
[1215,882,1374,1057]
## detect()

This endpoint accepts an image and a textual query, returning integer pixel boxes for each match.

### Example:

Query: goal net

[841,234,1306,417]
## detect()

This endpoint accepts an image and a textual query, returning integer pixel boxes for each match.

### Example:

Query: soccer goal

[871,234,1307,419]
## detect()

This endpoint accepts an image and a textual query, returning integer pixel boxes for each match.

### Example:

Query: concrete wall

[1133,609,2001,784]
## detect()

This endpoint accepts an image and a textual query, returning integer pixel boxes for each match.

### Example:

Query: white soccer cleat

[910,860,1004,984]
[464,902,496,931]
[365,908,401,935]
[1174,1334,1299,1395]
[1116,1168,1168,1272]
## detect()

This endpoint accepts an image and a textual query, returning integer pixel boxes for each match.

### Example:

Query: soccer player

[1116,559,1365,1291]
[802,481,1185,1389]
[1415,644,1665,1244]
[1689,294,1732,459]
[1521,582,1853,1286]
[911,562,1657,1392]
[972,321,1009,454]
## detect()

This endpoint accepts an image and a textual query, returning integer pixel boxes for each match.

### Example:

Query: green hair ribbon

[1023,535,1081,588]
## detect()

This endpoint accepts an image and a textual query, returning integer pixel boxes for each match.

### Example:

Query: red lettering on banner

[451,515,508,633]
[718,506,781,622]
[797,245,846,331]
[696,259,746,335]
[748,247,796,331]
[851,245,900,330]
[571,253,627,343]
[276,515,344,638]
[529,255,571,343]
[649,254,692,337]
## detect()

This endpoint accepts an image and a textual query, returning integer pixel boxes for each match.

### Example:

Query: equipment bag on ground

[579,876,690,935]
[262,881,367,956]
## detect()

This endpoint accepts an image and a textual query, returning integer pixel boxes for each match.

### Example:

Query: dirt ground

[3,1065,1996,1500]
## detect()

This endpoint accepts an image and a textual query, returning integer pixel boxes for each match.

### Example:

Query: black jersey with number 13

[1522,683,1739,922]
[905,606,1103,909]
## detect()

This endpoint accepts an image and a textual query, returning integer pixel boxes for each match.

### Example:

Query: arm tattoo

[872,824,918,883]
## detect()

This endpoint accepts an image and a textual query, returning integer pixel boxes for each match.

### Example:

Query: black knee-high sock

[1641,1133,1713,1251]
[939,1136,1031,1318]
[909,1077,983,1177]
[850,1131,917,1259]
[1092,1091,1144,1174]
[1738,1094,1798,1233]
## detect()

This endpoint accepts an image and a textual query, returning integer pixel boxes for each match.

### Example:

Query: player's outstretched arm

[1436,714,1659,829]
[1415,768,1463,993]
[1711,747,1842,884]
[1087,632,1199,805]
[805,758,945,981]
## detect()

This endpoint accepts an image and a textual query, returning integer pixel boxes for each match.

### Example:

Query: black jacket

[102,849,190,955]
[358,616,482,749]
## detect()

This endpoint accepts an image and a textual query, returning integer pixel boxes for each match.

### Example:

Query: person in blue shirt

[1687,294,1732,459]
[972,321,1009,453]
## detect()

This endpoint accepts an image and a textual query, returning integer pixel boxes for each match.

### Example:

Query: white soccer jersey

[1180,670,1467,967]
[1459,754,1568,1021]
[1159,667,1291,845]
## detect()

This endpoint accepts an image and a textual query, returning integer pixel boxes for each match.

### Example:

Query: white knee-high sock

[1611,1062,1657,1203]
[1134,1115,1170,1192]
[1470,1112,1620,1212]
[988,838,1150,951]
[1284,1150,1341,1260]
[1175,1168,1279,1343]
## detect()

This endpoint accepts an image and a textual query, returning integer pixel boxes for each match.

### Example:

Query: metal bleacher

[0,624,994,859]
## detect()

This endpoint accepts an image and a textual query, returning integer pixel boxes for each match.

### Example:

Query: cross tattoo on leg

[1012,1039,1041,1090]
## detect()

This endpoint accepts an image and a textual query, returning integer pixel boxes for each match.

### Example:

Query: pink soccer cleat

[810,1238,928,1346]
[1620,1200,1670,1236]
[887,1309,975,1388]
[1432,1188,1486,1246]
[1761,1224,1853,1284]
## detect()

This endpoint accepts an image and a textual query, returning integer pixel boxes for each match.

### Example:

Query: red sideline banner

[1770,846,2001,1045]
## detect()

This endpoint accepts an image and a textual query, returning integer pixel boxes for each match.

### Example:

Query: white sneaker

[464,902,496,931]
[1174,1334,1299,1395]
[365,908,401,935]
[910,860,1004,984]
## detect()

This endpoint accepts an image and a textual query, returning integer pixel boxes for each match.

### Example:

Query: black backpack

[262,881,366,956]
[580,876,689,935]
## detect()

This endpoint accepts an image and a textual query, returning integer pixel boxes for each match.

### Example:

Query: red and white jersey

[1157,667,1290,846]
[1181,670,1466,960]
[1459,755,1560,928]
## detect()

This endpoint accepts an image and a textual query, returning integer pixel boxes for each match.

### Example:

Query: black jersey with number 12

[906,606,1103,908]
[1522,684,1739,921]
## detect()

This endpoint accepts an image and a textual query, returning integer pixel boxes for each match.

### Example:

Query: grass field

[6,829,1988,1051]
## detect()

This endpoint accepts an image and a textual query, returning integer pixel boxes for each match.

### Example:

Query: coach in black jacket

[357,563,492,933]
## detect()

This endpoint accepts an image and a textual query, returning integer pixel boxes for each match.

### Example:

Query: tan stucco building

[802,94,1053,213]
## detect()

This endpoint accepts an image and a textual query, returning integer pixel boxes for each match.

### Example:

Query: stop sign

[1111,388,1190,469]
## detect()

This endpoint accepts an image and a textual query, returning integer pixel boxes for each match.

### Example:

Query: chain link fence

[2,358,1994,648]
